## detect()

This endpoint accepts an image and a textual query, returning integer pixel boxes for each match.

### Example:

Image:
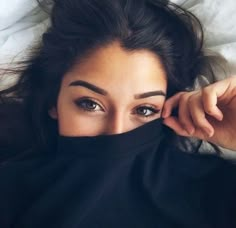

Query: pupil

[87,101,96,109]
[138,107,147,115]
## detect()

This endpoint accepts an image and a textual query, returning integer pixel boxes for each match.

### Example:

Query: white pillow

[1,0,236,72]
[0,0,49,89]
[173,0,236,75]
[0,0,49,65]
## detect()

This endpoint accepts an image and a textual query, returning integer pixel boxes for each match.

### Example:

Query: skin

[162,76,236,151]
[49,41,167,136]
[48,40,236,151]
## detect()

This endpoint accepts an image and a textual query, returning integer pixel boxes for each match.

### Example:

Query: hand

[162,76,236,151]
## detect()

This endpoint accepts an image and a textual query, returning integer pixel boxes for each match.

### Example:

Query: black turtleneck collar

[57,118,164,158]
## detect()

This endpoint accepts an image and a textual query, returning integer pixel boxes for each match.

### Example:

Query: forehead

[63,41,167,89]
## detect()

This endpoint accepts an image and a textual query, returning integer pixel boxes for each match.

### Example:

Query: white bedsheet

[0,0,49,62]
[0,0,235,73]
[173,0,236,75]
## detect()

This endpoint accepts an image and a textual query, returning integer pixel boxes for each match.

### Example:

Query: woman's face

[49,42,167,136]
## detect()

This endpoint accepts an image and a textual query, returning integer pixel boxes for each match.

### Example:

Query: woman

[0,0,235,227]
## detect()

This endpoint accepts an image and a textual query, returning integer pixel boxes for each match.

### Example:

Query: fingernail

[218,115,223,121]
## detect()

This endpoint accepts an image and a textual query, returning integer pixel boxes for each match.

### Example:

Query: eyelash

[75,97,105,112]
[133,105,160,118]
[74,98,160,118]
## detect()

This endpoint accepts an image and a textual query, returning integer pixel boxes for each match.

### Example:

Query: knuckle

[188,92,199,103]
[179,93,192,109]
[179,92,190,101]
[202,86,212,97]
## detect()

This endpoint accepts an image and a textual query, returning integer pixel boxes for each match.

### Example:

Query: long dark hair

[0,0,222,158]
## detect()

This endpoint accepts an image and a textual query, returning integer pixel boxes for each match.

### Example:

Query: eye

[75,98,104,112]
[135,106,160,118]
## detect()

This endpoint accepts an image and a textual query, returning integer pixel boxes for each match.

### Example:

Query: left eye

[75,98,103,112]
[135,106,160,117]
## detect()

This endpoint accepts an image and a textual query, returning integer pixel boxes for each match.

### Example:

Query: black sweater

[0,119,236,228]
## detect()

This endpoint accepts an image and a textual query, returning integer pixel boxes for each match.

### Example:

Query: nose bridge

[106,111,127,135]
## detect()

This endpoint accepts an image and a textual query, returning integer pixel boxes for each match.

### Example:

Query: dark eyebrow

[69,80,166,98]
[69,80,108,96]
[134,91,166,99]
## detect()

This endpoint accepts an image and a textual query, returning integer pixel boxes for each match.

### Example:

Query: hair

[0,0,224,159]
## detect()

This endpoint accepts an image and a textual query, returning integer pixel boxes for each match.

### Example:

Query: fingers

[162,92,195,135]
[163,116,210,140]
[163,116,191,137]
[161,76,236,148]
[162,91,215,138]
[162,92,195,136]
[178,93,195,135]
[201,86,223,121]
[162,92,184,118]
[201,76,236,118]
[188,93,214,137]
[162,77,236,138]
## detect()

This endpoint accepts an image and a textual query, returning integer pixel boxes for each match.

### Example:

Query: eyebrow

[69,80,166,99]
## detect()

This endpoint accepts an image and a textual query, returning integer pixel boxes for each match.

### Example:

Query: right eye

[75,98,104,112]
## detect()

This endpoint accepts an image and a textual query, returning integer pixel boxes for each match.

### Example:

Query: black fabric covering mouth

[57,118,164,157]
[0,117,236,228]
